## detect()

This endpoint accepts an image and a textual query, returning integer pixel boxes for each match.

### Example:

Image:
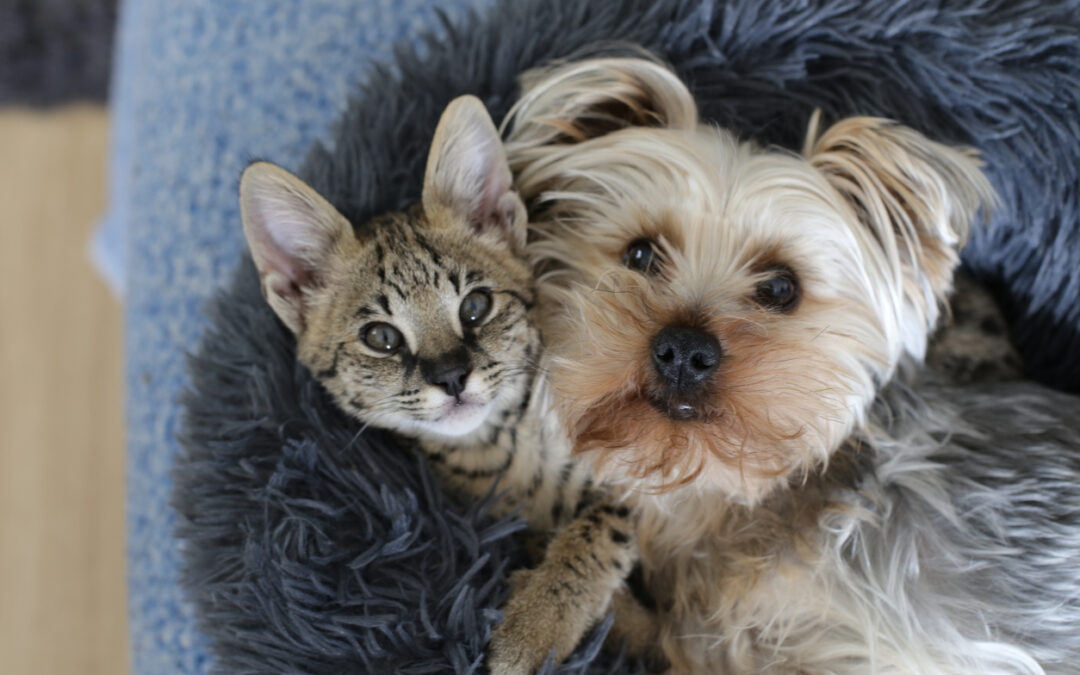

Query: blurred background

[0,1,128,673]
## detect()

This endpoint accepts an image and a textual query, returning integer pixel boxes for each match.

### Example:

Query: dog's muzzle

[650,325,721,420]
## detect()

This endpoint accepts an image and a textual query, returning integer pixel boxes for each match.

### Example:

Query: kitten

[238,95,636,674]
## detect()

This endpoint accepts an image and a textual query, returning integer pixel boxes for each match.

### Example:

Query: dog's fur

[502,56,1080,673]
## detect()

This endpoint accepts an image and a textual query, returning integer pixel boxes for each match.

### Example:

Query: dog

[500,55,1080,673]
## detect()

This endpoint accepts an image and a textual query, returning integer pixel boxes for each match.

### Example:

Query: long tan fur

[503,56,1011,673]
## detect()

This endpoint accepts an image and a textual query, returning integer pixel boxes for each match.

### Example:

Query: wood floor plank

[0,105,129,675]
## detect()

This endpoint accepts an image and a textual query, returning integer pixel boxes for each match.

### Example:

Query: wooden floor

[0,106,129,674]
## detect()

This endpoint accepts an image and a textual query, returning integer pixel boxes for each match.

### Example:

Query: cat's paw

[487,504,637,674]
[487,567,575,675]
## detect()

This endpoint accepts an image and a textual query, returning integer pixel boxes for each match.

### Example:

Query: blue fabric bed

[112,0,1080,672]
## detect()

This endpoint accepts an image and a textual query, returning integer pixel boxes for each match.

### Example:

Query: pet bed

[169,0,1080,672]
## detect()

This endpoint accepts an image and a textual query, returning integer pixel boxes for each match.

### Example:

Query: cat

[238,95,638,674]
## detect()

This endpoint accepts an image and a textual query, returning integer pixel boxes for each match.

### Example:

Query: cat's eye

[754,266,800,312]
[623,239,660,274]
[362,322,403,353]
[459,289,493,327]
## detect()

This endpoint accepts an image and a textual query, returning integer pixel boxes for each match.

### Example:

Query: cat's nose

[421,349,473,399]
[429,365,471,398]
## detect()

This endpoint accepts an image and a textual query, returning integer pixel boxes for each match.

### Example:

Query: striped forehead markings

[385,278,408,302]
[412,229,442,268]
[374,242,387,284]
[367,221,514,317]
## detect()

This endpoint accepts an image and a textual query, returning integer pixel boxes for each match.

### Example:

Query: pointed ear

[239,161,353,334]
[422,95,526,253]
[806,114,996,332]
[505,55,698,152]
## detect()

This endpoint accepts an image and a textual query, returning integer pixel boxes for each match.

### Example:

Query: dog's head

[506,57,995,502]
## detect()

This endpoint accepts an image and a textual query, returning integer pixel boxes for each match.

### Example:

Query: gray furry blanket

[174,0,1080,672]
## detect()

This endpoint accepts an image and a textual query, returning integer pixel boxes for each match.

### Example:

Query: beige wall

[0,106,129,675]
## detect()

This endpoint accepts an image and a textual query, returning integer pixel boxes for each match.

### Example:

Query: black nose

[421,349,473,398]
[651,325,721,392]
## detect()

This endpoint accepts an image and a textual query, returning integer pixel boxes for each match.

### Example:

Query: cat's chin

[406,398,498,441]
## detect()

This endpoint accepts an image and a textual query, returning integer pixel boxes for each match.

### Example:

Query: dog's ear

[239,161,354,334]
[422,95,527,254]
[806,115,996,332]
[505,56,698,154]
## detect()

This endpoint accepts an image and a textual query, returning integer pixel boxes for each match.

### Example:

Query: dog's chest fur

[634,456,867,673]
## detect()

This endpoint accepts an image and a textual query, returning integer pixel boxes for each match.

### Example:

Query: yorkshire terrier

[500,55,1080,673]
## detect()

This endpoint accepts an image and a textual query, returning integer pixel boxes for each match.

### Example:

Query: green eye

[459,289,493,327]
[362,322,403,353]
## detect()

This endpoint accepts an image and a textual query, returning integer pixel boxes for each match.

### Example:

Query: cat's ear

[239,161,353,334]
[422,95,526,254]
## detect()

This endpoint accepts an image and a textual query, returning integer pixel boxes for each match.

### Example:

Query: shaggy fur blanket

[174,0,1080,672]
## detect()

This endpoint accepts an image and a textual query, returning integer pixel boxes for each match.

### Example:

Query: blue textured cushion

[115,2,490,672]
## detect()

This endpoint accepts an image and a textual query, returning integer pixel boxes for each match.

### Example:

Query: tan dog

[498,56,1077,673]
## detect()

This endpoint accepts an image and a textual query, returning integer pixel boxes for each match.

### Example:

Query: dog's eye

[623,239,660,274]
[459,289,493,327]
[362,322,403,353]
[755,266,800,312]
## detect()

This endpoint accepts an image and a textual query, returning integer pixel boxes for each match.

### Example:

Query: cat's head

[239,96,536,442]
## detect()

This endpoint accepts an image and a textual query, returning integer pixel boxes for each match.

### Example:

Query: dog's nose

[651,325,721,392]
[421,349,473,399]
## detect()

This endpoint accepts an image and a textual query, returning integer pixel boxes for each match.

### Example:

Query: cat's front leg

[487,501,637,675]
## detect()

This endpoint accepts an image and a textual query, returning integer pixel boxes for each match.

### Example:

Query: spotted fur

[238,95,636,674]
